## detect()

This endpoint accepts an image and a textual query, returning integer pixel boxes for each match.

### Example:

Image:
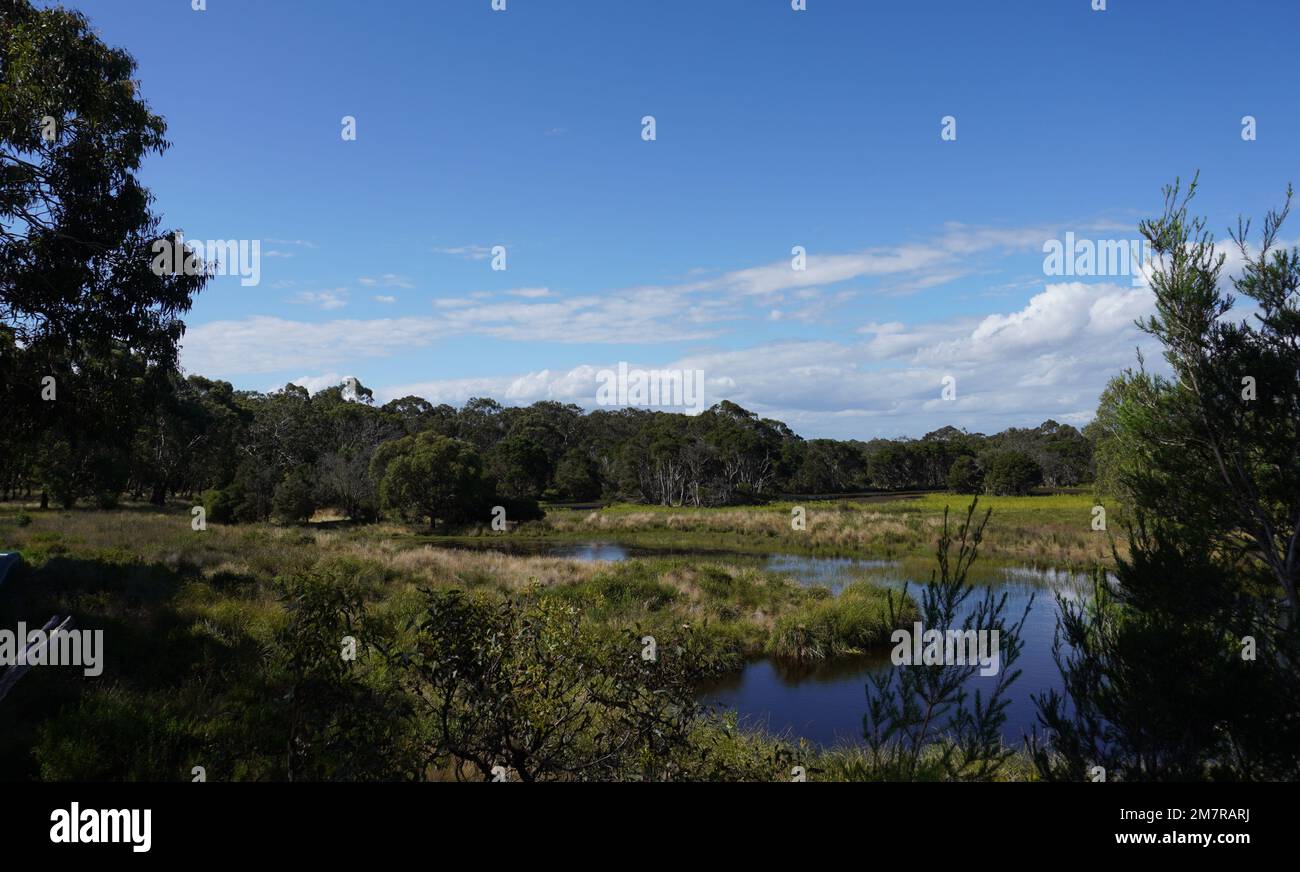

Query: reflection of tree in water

[770,653,891,686]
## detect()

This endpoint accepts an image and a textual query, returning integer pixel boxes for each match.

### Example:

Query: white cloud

[183,316,449,374]
[289,289,348,310]
[361,281,1163,438]
[184,222,1199,437]
[359,274,414,289]
[277,372,347,395]
[434,244,493,261]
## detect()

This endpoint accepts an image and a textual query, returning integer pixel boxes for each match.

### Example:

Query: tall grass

[528,492,1118,568]
[767,582,906,660]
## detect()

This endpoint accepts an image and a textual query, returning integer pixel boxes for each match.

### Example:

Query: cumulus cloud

[183,316,449,374]
[183,223,1191,437]
[361,281,1163,438]
[276,373,349,395]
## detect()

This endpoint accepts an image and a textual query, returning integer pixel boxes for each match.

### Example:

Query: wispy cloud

[360,280,1161,438]
[289,289,349,310]
[359,274,415,289]
[434,244,493,261]
[186,220,1184,437]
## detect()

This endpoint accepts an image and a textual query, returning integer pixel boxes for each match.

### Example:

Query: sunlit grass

[526,491,1118,569]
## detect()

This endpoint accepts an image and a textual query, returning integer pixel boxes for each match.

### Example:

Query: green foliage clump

[272,467,317,524]
[981,450,1042,496]
[946,455,983,494]
[371,433,490,529]
[768,582,900,661]
[202,487,237,524]
[387,586,719,781]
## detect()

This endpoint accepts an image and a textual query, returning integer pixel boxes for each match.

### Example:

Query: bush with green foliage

[270,565,419,781]
[272,467,317,524]
[202,487,236,524]
[385,586,721,781]
[370,433,490,529]
[946,455,983,494]
[981,450,1042,496]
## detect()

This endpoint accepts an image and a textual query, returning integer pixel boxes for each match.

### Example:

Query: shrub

[388,587,720,781]
[272,468,317,524]
[946,456,983,494]
[981,450,1042,496]
[203,487,238,524]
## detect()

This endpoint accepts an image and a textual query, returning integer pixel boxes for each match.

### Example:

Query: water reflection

[447,538,1094,748]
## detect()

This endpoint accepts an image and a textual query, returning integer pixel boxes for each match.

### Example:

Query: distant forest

[0,369,1095,524]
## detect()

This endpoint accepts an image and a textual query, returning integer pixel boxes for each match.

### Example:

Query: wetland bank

[0,491,1109,779]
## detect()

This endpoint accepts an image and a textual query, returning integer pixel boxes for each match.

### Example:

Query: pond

[449,539,1093,749]
[697,564,1083,748]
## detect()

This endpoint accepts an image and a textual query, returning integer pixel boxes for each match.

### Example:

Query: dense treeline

[0,371,1094,524]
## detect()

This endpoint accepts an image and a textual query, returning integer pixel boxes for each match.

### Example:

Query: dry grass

[0,502,905,664]
[537,493,1119,568]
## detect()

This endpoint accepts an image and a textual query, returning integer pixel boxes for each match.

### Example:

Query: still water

[457,539,1091,748]
[697,564,1082,748]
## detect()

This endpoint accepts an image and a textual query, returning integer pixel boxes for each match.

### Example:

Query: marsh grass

[0,501,916,779]
[2,498,1083,780]
[526,492,1120,568]
[767,582,903,660]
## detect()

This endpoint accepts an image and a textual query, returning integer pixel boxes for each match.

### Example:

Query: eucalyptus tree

[2,0,209,505]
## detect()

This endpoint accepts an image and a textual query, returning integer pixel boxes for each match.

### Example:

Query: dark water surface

[697,565,1083,748]
[450,539,1088,748]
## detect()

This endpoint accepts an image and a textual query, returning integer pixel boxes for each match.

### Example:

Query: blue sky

[67,0,1299,438]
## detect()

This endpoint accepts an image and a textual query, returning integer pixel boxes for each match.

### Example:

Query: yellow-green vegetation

[692,715,1038,782]
[767,582,898,660]
[0,502,918,780]
[499,491,1121,569]
[0,504,905,665]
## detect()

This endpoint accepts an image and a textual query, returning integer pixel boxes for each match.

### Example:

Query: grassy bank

[0,502,915,780]
[497,491,1121,569]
